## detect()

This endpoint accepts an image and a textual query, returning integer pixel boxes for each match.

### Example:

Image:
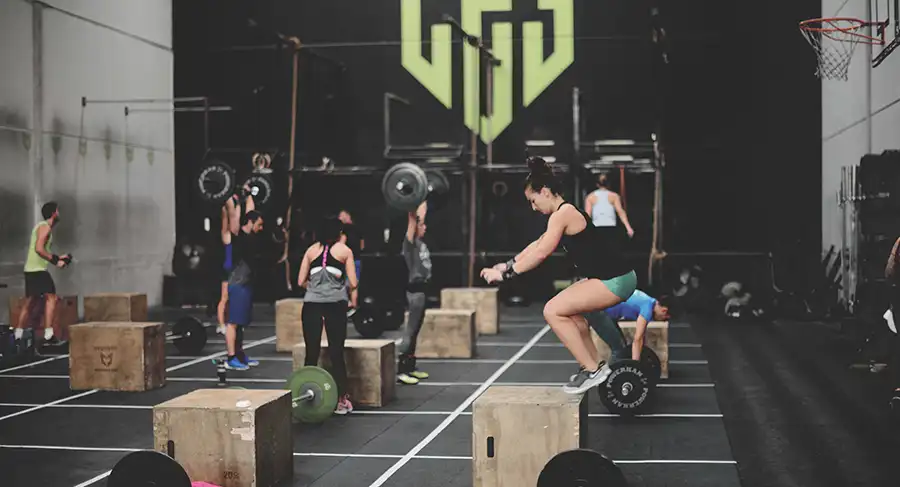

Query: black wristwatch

[502,264,518,281]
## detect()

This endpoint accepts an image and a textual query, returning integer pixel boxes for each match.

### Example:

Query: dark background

[172,0,822,301]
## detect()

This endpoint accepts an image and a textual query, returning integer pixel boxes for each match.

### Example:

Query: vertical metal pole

[467,47,479,287]
[383,93,391,155]
[486,62,494,166]
[203,97,210,152]
[572,87,581,206]
[31,2,44,220]
[839,167,848,306]
[283,47,301,290]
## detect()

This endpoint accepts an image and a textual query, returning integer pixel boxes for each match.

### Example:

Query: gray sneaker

[563,362,611,394]
[570,361,610,382]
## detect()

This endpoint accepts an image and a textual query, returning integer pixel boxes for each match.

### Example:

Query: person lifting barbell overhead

[397,201,432,386]
[222,210,265,371]
[584,173,635,238]
[15,202,71,349]
[297,215,358,415]
[480,156,637,395]
[217,184,256,336]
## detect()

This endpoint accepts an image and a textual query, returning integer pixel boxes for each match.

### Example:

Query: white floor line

[0,375,714,388]
[0,403,723,419]
[367,325,552,487]
[0,336,275,426]
[1,444,735,465]
[73,471,112,487]
[0,354,68,374]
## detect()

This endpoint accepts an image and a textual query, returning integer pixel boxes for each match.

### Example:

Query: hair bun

[526,156,552,174]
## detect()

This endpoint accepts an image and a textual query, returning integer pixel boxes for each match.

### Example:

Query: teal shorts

[601,270,637,301]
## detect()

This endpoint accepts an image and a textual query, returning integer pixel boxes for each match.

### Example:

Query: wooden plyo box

[292,338,396,407]
[473,386,587,487]
[440,288,500,335]
[83,293,147,322]
[415,309,476,358]
[153,389,293,487]
[591,320,670,379]
[8,295,78,341]
[275,298,304,352]
[69,322,165,391]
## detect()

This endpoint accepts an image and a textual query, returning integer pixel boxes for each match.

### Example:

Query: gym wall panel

[0,0,35,318]
[42,8,174,148]
[822,122,868,252]
[40,0,172,49]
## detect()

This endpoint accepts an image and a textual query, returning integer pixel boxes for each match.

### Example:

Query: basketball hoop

[799,17,887,80]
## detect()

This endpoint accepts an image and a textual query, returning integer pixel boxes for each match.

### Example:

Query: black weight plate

[352,305,384,339]
[108,450,192,487]
[641,347,662,384]
[197,160,236,206]
[598,360,652,415]
[244,174,273,207]
[425,170,449,195]
[382,162,429,212]
[172,315,207,355]
[537,448,627,487]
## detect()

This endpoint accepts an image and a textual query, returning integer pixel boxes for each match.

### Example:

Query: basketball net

[799,18,885,80]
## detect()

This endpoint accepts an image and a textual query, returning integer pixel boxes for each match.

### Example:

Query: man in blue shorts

[224,210,265,371]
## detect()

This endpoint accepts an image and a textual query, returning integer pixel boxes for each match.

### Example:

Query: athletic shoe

[334,394,353,415]
[410,369,429,380]
[239,354,260,367]
[570,361,609,382]
[224,356,249,371]
[563,363,611,394]
[397,373,420,385]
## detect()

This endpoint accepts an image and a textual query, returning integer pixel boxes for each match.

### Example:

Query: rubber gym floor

[0,303,896,487]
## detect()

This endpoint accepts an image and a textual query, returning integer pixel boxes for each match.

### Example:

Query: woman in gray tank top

[297,216,359,415]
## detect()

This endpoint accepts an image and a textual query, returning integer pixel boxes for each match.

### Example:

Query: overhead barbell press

[381,162,450,212]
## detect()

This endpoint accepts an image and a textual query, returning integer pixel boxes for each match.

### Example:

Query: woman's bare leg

[570,314,598,365]
[544,279,624,372]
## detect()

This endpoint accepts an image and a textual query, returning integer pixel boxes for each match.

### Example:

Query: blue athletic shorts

[227,283,253,326]
[355,259,361,280]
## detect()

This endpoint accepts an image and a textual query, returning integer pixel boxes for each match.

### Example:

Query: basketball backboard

[871,0,900,67]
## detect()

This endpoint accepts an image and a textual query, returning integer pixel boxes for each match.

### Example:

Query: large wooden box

[8,295,78,341]
[275,298,304,352]
[473,386,587,487]
[415,309,476,358]
[292,338,396,407]
[83,293,147,322]
[153,389,293,487]
[440,287,500,335]
[591,320,669,378]
[69,322,165,391]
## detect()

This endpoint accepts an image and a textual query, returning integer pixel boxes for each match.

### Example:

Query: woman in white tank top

[584,173,634,237]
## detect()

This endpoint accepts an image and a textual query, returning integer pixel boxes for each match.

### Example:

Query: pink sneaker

[334,394,353,415]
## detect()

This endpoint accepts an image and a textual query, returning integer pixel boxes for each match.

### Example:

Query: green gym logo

[401,0,575,144]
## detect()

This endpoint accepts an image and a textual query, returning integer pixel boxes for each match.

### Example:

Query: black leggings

[301,301,348,396]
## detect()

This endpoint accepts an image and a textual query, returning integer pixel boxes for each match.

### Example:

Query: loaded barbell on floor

[382,162,450,212]
[287,365,340,423]
[108,450,193,487]
[164,315,209,355]
[597,358,655,416]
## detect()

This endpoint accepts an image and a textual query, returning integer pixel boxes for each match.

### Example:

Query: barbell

[164,316,209,355]
[196,159,273,208]
[381,163,450,212]
[288,365,340,423]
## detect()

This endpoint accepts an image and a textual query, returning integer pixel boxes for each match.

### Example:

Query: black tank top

[557,202,633,280]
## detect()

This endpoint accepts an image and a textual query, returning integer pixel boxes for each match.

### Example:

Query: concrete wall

[0,0,175,321]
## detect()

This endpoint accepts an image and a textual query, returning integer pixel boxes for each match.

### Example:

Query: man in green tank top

[16,202,70,347]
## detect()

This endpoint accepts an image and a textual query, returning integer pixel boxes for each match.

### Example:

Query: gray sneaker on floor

[564,362,611,394]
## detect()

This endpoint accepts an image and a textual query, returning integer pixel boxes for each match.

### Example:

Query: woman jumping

[480,156,637,394]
